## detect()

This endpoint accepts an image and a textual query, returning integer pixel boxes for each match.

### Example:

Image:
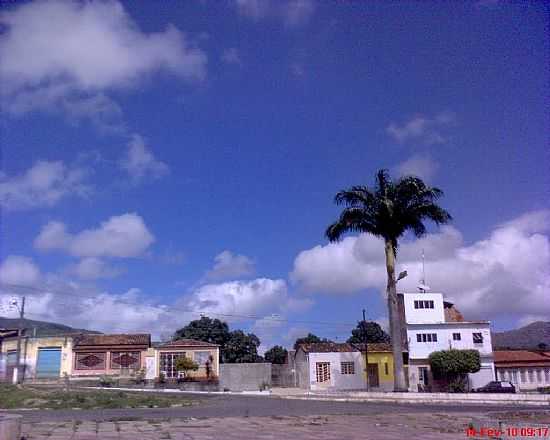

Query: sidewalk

[271,388,550,406]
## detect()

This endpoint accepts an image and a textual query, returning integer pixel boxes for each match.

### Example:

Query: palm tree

[326,169,452,391]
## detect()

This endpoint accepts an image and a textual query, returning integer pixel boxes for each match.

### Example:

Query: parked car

[474,381,516,393]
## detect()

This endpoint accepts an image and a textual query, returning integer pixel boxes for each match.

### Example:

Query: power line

[0,282,359,328]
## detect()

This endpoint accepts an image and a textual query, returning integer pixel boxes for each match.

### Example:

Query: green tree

[347,321,390,344]
[224,330,262,363]
[293,333,332,350]
[175,356,199,378]
[429,349,481,392]
[174,316,230,347]
[264,345,288,364]
[326,169,452,391]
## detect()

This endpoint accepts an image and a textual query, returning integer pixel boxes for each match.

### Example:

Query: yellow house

[362,343,407,391]
[1,335,74,381]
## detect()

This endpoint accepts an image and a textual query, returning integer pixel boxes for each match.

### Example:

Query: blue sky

[0,0,548,349]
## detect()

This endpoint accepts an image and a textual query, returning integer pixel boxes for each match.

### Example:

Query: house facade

[494,350,550,391]
[0,334,74,381]
[71,334,151,377]
[400,292,495,391]
[152,339,220,380]
[362,343,405,391]
[295,342,366,391]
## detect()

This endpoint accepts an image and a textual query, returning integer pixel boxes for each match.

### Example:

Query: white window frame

[340,361,355,375]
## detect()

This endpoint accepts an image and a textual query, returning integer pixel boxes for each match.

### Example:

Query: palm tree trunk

[385,239,408,392]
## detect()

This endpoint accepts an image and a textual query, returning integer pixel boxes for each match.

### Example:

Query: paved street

[20,413,485,439]
[12,393,547,423]
[11,394,550,439]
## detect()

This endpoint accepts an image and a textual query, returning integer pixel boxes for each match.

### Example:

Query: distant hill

[0,317,100,337]
[492,321,550,350]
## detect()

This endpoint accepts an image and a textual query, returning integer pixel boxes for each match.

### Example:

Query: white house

[399,291,495,391]
[294,343,367,391]
[494,350,550,391]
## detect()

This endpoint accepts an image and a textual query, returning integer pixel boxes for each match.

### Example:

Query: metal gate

[36,347,61,378]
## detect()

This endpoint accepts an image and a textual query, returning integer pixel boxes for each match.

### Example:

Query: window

[316,362,330,383]
[498,370,505,381]
[536,369,542,383]
[452,333,461,341]
[110,352,140,370]
[511,370,518,384]
[545,368,550,383]
[528,369,534,382]
[340,361,355,375]
[384,362,389,376]
[194,351,211,366]
[520,369,526,383]
[75,352,106,370]
[159,352,186,379]
[418,333,438,342]
[414,300,435,309]
[472,333,483,344]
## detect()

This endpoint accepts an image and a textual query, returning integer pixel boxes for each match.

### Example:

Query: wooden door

[367,363,379,388]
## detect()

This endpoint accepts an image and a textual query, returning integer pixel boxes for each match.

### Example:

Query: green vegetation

[175,356,199,376]
[174,316,263,363]
[326,169,452,391]
[347,321,390,344]
[429,349,481,392]
[264,345,288,364]
[0,384,197,410]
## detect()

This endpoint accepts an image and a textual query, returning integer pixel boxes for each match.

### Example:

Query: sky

[0,0,548,351]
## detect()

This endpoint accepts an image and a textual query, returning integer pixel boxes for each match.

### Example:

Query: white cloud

[291,210,550,326]
[67,257,123,280]
[0,0,207,124]
[393,154,439,182]
[120,134,169,182]
[0,160,92,211]
[185,278,288,318]
[386,111,455,144]
[221,48,242,65]
[204,250,255,281]
[34,213,155,258]
[0,255,41,286]
[235,0,314,27]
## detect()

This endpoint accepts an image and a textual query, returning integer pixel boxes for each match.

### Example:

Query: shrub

[429,349,481,392]
[175,356,199,379]
[99,375,115,387]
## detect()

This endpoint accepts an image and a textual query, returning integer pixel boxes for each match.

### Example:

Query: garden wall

[219,363,271,391]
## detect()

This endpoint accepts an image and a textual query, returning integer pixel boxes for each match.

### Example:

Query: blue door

[36,348,61,378]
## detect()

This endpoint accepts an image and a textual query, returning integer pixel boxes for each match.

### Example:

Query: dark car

[474,381,516,393]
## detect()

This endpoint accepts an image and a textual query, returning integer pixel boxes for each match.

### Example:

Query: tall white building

[399,291,495,391]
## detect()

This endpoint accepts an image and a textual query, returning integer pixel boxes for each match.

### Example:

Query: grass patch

[0,384,198,410]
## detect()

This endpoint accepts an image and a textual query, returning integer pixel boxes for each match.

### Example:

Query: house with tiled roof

[494,350,550,391]
[294,342,404,391]
[153,338,220,381]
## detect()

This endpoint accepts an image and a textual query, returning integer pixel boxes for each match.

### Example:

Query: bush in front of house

[429,349,481,393]
[175,356,199,381]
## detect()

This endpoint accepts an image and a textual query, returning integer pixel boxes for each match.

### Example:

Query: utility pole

[363,308,369,392]
[13,296,26,385]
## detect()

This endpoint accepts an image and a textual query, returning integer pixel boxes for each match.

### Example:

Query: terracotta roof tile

[494,350,550,365]
[298,342,399,353]
[156,338,219,348]
[74,334,150,347]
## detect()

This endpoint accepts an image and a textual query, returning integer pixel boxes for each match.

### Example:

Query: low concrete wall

[220,363,271,392]
[271,364,296,387]
[0,414,21,440]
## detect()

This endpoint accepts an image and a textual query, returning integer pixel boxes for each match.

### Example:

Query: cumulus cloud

[393,154,439,182]
[34,213,155,258]
[0,255,42,286]
[67,257,123,280]
[0,0,207,125]
[0,160,92,211]
[204,250,255,281]
[235,0,314,27]
[386,111,455,145]
[120,134,169,182]
[291,210,550,326]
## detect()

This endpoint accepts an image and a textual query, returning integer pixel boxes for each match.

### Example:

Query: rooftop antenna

[417,249,430,293]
